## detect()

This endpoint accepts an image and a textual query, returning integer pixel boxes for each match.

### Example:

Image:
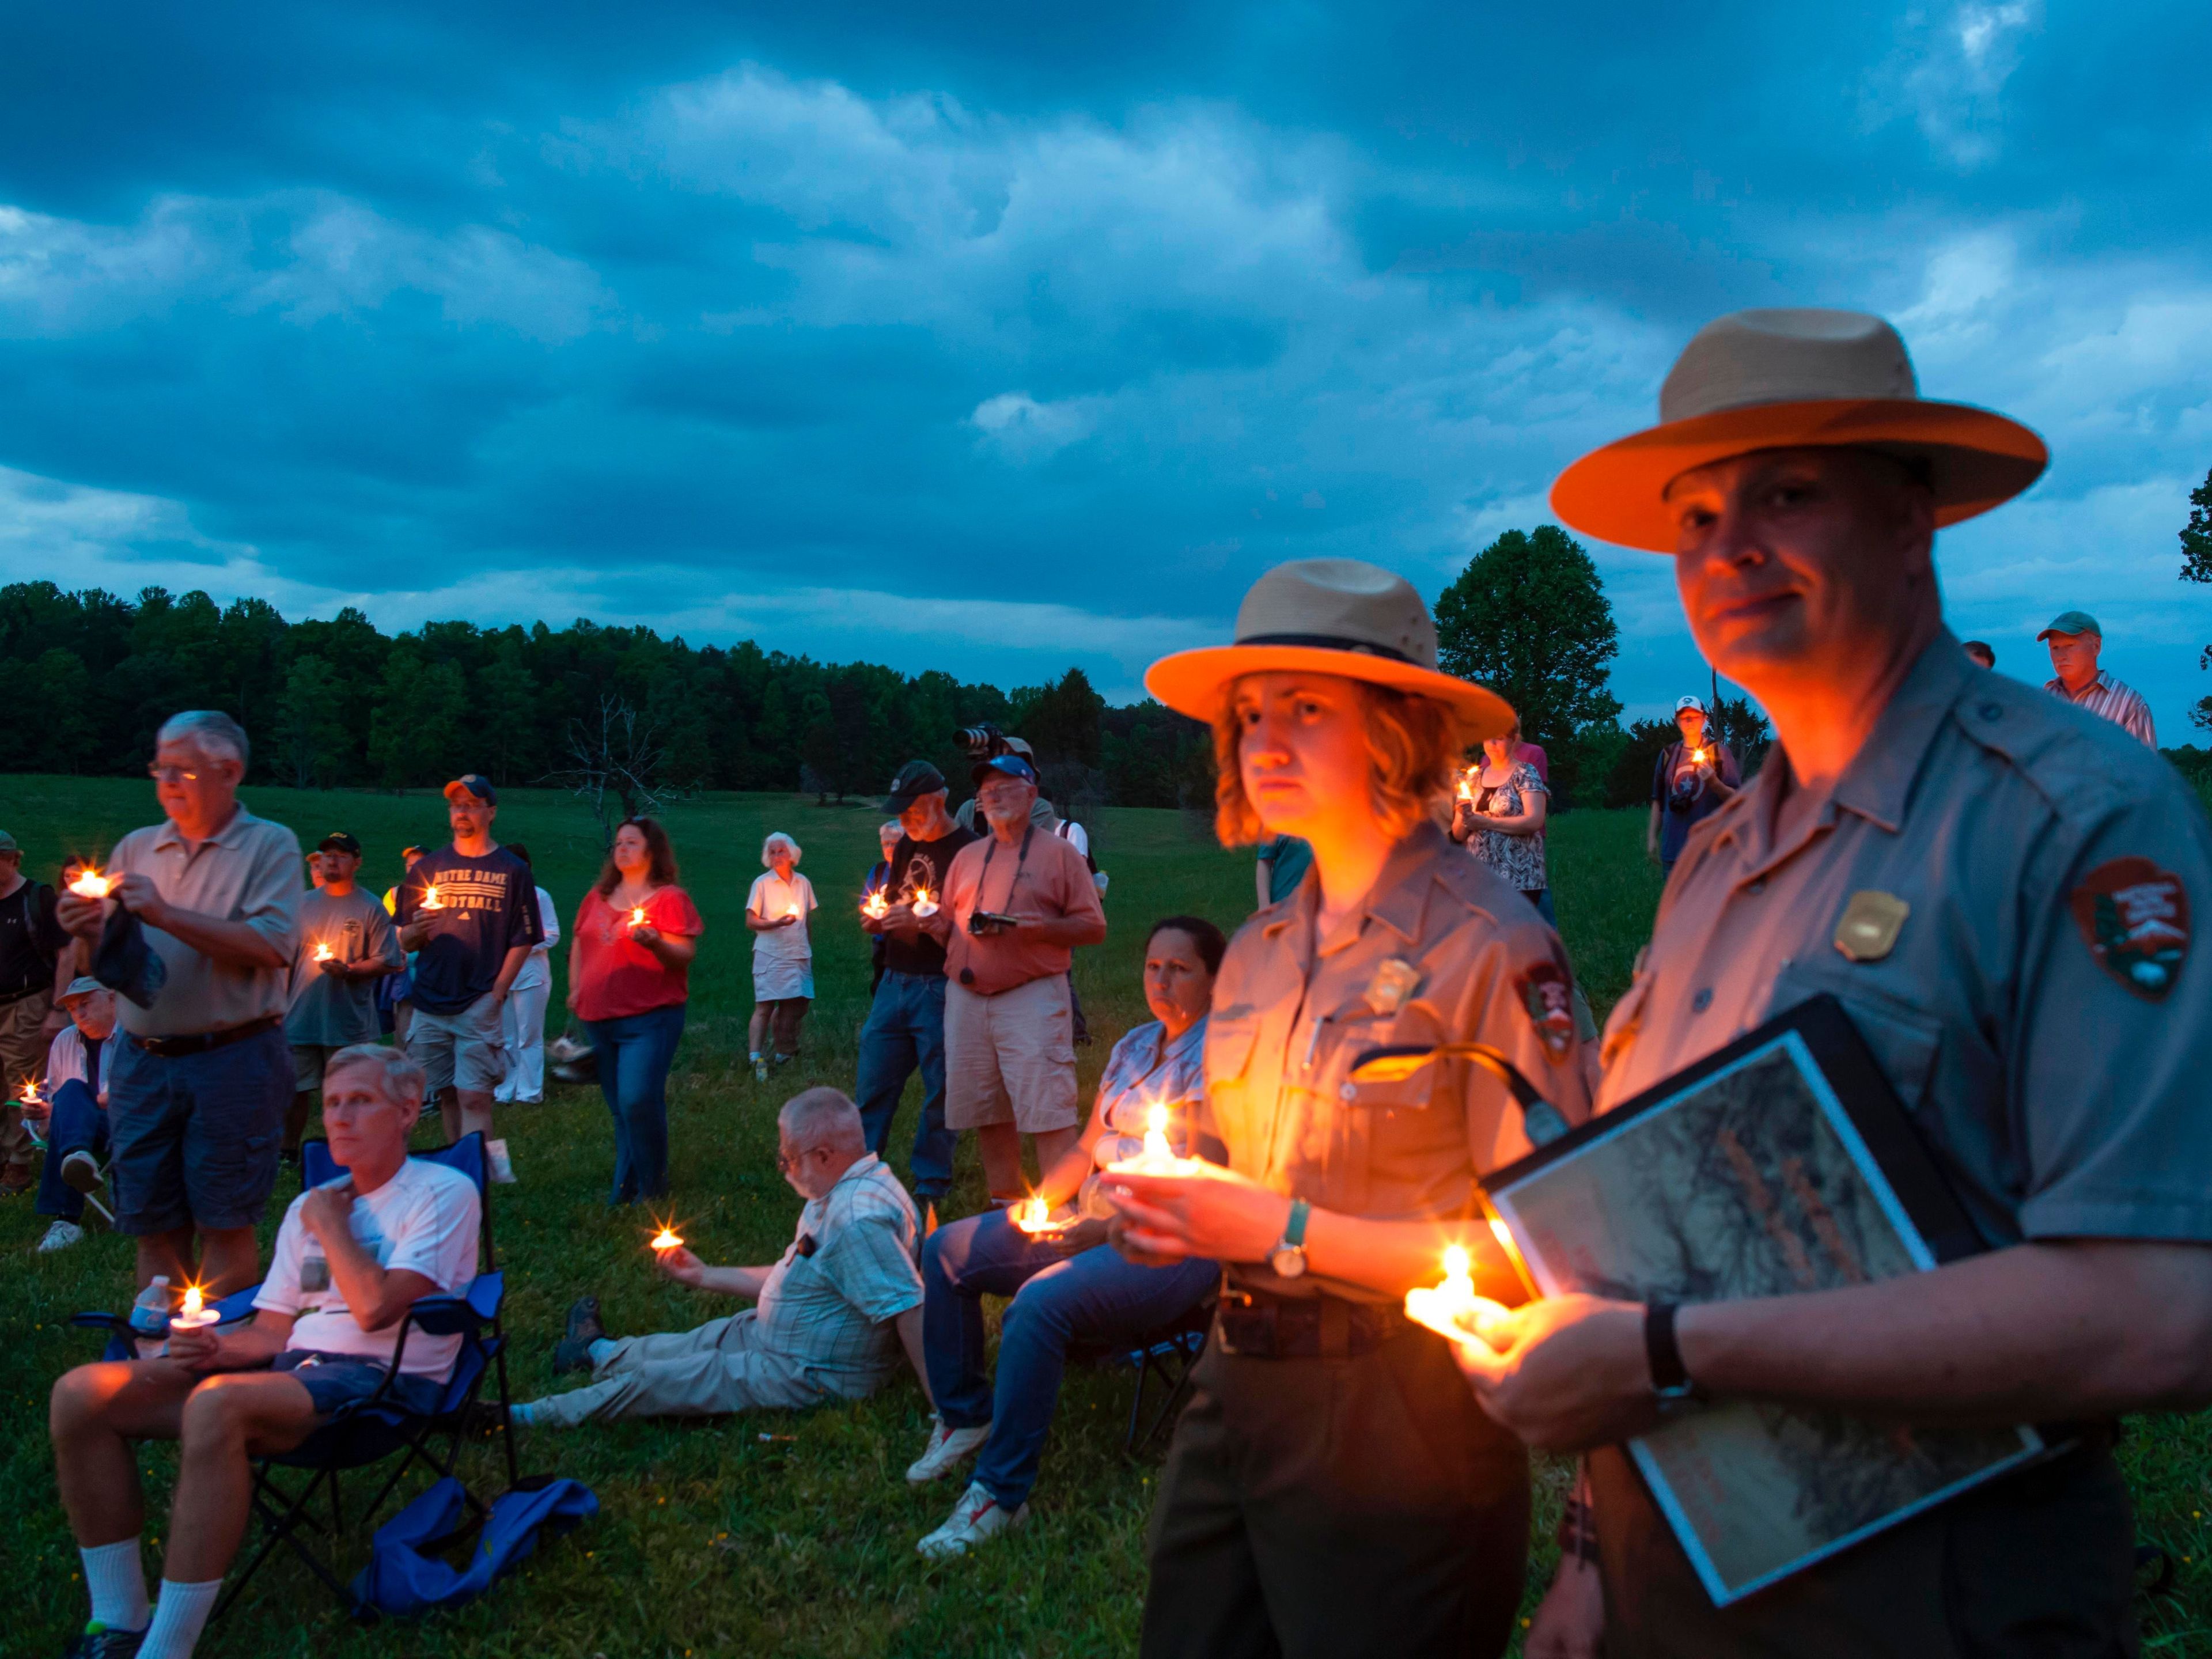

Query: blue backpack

[351,1475,596,1616]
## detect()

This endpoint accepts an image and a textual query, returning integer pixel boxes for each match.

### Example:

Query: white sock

[588,1337,620,1367]
[81,1537,149,1631]
[139,1577,222,1659]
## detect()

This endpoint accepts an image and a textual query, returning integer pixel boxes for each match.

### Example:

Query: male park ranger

[1456,309,2212,1657]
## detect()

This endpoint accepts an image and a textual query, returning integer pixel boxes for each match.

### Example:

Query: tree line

[0,525,1761,814]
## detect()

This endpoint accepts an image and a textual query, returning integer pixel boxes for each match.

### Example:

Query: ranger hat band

[2036,609,2101,641]
[881,759,948,813]
[971,754,1039,788]
[317,832,363,857]
[1550,308,2048,553]
[443,774,498,805]
[58,975,105,1003]
[1674,695,1706,715]
[1145,558,1514,741]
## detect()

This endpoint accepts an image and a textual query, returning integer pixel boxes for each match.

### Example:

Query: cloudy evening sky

[3,2,2211,732]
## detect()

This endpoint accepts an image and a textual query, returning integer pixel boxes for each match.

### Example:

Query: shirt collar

[2044,668,2113,699]
[1827,630,1974,835]
[151,802,255,853]
[1256,820,1444,950]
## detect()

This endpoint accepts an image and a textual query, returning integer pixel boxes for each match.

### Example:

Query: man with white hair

[55,711,302,1300]
[28,976,120,1253]
[511,1086,930,1429]
[48,1043,479,1659]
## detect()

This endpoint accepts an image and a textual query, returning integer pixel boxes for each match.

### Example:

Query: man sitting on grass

[513,1087,930,1428]
[47,1046,480,1659]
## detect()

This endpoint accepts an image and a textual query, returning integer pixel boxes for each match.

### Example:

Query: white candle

[629,905,647,929]
[651,1226,683,1252]
[312,941,335,963]
[861,891,889,919]
[1404,1245,1512,1351]
[169,1283,220,1332]
[420,884,444,910]
[911,888,938,919]
[69,868,112,899]
[1107,1101,1205,1177]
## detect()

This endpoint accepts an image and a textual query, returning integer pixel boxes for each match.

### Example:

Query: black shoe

[63,1624,146,1657]
[551,1296,606,1374]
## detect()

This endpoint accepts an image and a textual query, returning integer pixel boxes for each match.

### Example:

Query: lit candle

[910,887,938,919]
[1010,1194,1073,1236]
[629,905,647,929]
[169,1282,220,1333]
[68,868,112,899]
[18,1079,40,1107]
[1456,771,1474,802]
[1107,1100,1204,1176]
[861,891,889,920]
[420,884,444,910]
[312,941,336,963]
[1403,1245,1512,1351]
[650,1226,683,1252]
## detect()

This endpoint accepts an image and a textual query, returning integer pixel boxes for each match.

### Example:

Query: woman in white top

[494,843,562,1104]
[745,832,818,1081]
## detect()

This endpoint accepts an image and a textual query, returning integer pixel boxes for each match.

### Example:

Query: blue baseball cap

[443,774,498,806]
[971,754,1039,788]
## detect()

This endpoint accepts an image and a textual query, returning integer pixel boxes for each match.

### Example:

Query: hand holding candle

[861,890,889,921]
[1107,1101,1206,1177]
[67,867,112,899]
[651,1225,683,1252]
[910,887,938,919]
[419,883,444,911]
[1404,1245,1512,1352]
[312,941,337,968]
[1011,1194,1077,1236]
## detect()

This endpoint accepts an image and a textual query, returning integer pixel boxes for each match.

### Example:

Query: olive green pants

[1592,1437,2138,1658]
[1140,1327,1530,1659]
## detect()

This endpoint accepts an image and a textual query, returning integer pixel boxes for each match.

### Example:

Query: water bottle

[300,1234,331,1294]
[128,1275,172,1339]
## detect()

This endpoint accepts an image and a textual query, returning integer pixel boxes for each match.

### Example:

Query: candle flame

[630,905,647,927]
[1018,1195,1051,1232]
[313,941,335,961]
[651,1226,683,1251]
[861,891,889,919]
[69,868,111,899]
[1443,1245,1472,1287]
[1145,1101,1168,1139]
[19,1080,37,1104]
[421,884,441,908]
[180,1283,204,1319]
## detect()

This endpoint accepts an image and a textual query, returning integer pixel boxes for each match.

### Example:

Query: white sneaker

[487,1139,517,1184]
[916,1480,1028,1558]
[60,1150,103,1193]
[36,1219,86,1253]
[905,1416,991,1484]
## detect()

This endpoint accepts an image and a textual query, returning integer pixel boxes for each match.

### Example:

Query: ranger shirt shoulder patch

[2070,855,2190,1000]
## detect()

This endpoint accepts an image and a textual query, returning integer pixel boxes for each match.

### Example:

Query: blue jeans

[854,971,955,1202]
[583,1003,686,1205]
[36,1078,108,1224]
[923,1209,1218,1507]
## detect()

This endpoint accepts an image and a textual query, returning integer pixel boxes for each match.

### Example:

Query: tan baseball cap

[1551,308,2047,552]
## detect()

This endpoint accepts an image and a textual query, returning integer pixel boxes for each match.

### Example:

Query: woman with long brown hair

[1107,558,1594,1659]
[567,817,703,1205]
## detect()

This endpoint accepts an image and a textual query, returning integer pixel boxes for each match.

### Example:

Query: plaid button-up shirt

[755,1153,922,1396]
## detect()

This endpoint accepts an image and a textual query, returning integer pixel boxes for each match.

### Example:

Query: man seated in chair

[513,1086,929,1429]
[47,1046,479,1659]
[28,977,119,1255]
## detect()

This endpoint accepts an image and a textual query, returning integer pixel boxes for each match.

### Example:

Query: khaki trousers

[531,1309,834,1427]
[0,990,53,1169]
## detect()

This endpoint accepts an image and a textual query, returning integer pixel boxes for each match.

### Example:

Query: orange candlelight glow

[1404,1244,1511,1351]
[420,884,443,910]
[911,887,938,918]
[68,868,112,899]
[629,905,647,928]
[861,891,889,920]
[651,1226,683,1252]
[18,1079,38,1105]
[312,941,335,963]
[171,1282,219,1331]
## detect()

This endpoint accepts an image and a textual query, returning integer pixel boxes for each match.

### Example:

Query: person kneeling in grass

[47,1046,479,1659]
[514,1087,930,1428]
[904,916,1226,1558]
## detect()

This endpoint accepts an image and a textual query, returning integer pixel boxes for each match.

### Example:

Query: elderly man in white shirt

[494,850,560,1105]
[28,977,119,1253]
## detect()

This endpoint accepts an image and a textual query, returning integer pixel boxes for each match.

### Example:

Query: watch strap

[1281,1197,1310,1250]
[1645,1301,1692,1396]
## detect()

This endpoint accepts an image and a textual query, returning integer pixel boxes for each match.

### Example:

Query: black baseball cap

[316,832,363,857]
[882,760,948,813]
[444,774,498,805]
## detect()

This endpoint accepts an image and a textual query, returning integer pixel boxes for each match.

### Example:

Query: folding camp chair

[1074,1292,1216,1457]
[72,1131,518,1624]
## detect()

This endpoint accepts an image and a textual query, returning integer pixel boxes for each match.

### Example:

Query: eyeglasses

[775,1146,824,1173]
[146,764,200,783]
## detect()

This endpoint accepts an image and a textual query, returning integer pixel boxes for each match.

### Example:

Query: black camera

[967,909,1021,936]
[955,722,1011,759]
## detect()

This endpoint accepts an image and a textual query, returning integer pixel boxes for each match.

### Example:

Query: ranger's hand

[1449,1293,1659,1451]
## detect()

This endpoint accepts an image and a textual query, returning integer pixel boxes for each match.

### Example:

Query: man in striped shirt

[512,1087,930,1427]
[2041,609,2157,748]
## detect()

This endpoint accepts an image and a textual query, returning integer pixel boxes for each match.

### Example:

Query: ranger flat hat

[1551,308,2048,553]
[1145,558,1514,740]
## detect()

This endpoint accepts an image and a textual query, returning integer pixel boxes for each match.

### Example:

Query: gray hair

[779,1086,864,1154]
[879,819,903,843]
[323,1043,428,1111]
[761,832,802,869]
[157,710,251,770]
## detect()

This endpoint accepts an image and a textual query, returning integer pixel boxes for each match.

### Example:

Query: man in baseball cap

[1456,308,2212,1657]
[1646,695,1739,875]
[881,760,948,815]
[2037,609,2157,748]
[444,774,498,806]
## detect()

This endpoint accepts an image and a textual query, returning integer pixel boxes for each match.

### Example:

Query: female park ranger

[1109,558,1595,1659]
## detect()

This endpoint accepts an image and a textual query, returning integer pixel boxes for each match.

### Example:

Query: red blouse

[570,886,705,1021]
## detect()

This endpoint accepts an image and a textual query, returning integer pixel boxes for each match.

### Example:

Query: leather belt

[0,982,51,1008]
[130,1015,282,1058]
[1214,1285,1410,1359]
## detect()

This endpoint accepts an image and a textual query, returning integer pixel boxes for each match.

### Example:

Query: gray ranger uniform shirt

[1590,631,2212,1658]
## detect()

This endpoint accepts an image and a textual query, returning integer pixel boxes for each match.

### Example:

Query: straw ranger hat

[1550,308,2047,552]
[1145,558,1514,740]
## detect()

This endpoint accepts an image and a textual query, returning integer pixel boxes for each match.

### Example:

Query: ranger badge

[1517,961,1577,1064]
[1834,891,1910,963]
[2071,856,2190,1000]
[1364,956,1423,1017]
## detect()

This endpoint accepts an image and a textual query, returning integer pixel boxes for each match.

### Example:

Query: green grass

[1,778,2205,1656]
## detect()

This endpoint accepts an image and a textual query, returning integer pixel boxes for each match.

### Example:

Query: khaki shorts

[944,974,1079,1134]
[404,993,507,1094]
[290,1043,347,1094]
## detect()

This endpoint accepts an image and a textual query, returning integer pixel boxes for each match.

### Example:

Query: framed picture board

[1479,994,2046,1606]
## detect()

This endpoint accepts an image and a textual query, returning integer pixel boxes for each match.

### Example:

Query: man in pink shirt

[929,755,1107,1203]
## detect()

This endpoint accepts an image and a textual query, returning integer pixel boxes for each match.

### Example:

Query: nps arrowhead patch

[2070,856,2190,1001]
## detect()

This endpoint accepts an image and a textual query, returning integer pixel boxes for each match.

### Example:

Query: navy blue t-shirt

[395,844,544,1015]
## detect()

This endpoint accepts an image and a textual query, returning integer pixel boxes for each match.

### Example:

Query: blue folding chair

[73,1131,518,1624]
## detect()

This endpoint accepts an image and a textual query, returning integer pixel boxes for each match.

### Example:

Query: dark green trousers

[1592,1438,2138,1658]
[1139,1327,1530,1659]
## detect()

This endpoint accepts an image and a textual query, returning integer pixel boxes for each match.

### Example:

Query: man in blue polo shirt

[395,775,539,1181]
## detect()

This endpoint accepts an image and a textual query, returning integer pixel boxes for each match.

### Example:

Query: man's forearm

[895,1304,933,1407]
[1024,913,1107,947]
[1679,1240,2212,1423]
[140,907,290,971]
[489,944,531,999]
[692,1264,772,1297]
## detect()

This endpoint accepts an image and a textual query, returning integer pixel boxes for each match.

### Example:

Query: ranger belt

[129,1014,282,1058]
[1214,1285,1410,1359]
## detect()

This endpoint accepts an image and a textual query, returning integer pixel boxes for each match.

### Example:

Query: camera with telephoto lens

[967,909,1020,936]
[955,722,1011,760]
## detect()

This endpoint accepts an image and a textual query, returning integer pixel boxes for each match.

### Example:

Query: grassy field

[1,776,2206,1656]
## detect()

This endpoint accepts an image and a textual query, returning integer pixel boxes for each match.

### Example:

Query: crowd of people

[6,302,2210,1659]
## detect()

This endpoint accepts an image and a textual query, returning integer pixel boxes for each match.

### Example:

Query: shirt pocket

[1310,1004,1460,1215]
[1201,1014,1263,1153]
[1771,957,1944,1119]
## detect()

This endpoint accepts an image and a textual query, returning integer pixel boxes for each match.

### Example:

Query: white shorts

[404,993,507,1094]
[944,974,1080,1134]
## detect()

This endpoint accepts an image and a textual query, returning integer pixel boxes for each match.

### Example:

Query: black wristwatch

[1645,1302,1703,1415]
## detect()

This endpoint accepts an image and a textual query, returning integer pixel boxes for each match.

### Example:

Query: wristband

[1554,1495,1600,1563]
[1645,1301,1698,1402]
